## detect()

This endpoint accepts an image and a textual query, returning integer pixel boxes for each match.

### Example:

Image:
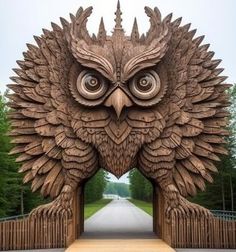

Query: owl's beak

[104,88,132,118]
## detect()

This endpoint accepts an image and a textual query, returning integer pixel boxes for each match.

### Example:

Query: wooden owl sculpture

[8,2,230,218]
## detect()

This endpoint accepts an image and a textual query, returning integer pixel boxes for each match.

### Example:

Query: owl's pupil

[137,76,152,91]
[85,75,100,91]
[140,78,147,85]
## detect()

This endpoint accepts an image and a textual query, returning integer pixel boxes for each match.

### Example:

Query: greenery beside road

[84,199,112,219]
[129,199,152,216]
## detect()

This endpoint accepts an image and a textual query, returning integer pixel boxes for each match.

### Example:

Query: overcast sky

[0,0,235,183]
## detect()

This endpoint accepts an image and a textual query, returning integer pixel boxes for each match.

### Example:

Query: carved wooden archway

[68,182,164,244]
[7,0,232,249]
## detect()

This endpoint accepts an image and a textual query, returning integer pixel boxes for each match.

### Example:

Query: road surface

[83,198,154,238]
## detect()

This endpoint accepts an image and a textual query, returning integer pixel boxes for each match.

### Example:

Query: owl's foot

[163,184,212,219]
[30,185,73,218]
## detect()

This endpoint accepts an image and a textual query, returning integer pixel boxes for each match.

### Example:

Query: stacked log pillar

[67,185,84,246]
[153,186,172,246]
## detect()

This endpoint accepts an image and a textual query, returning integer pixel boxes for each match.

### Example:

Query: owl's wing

[169,19,230,197]
[7,22,97,199]
[150,19,230,197]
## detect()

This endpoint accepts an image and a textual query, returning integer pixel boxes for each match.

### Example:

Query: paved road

[83,198,154,239]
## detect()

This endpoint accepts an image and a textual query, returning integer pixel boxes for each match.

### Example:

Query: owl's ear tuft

[163,13,173,24]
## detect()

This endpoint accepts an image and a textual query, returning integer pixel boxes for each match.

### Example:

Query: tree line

[84,170,107,204]
[104,181,130,197]
[129,169,152,202]
[0,93,49,217]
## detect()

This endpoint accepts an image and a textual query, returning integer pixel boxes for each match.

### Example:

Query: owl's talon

[30,201,72,219]
[29,186,73,219]
[165,195,213,219]
[162,184,213,220]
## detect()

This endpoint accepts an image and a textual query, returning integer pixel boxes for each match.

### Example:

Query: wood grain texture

[0,216,68,250]
[8,2,230,220]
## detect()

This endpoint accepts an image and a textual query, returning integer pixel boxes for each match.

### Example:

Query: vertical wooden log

[79,185,85,234]
[153,184,157,235]
[66,185,84,247]
[155,188,172,246]
[155,186,163,238]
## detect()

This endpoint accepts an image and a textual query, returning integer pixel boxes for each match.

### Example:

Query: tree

[84,169,108,203]
[129,169,152,202]
[104,182,130,197]
[0,92,48,217]
[191,85,236,210]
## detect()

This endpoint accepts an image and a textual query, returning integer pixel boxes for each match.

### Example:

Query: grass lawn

[84,199,112,219]
[129,199,153,216]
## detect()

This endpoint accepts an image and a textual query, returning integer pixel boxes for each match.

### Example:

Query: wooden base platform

[65,239,175,252]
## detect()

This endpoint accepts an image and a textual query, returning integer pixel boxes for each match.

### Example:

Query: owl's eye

[77,70,108,100]
[129,70,161,100]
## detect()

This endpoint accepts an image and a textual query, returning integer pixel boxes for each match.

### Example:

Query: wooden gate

[0,216,69,250]
[153,188,236,249]
[0,186,84,250]
[0,187,236,250]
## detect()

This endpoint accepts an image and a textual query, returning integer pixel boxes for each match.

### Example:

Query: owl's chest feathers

[73,109,165,176]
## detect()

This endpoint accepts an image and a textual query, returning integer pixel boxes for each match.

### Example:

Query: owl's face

[67,5,170,118]
[69,65,168,118]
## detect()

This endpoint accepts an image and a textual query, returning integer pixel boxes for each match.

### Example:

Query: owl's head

[67,2,171,118]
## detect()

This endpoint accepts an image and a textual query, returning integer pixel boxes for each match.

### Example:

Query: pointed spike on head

[84,6,93,16]
[140,33,145,42]
[163,13,173,24]
[76,7,83,18]
[114,0,123,29]
[144,6,152,17]
[154,6,161,21]
[92,33,96,40]
[131,17,140,41]
[97,17,106,43]
[117,0,120,10]
[70,13,76,22]
[98,17,106,34]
